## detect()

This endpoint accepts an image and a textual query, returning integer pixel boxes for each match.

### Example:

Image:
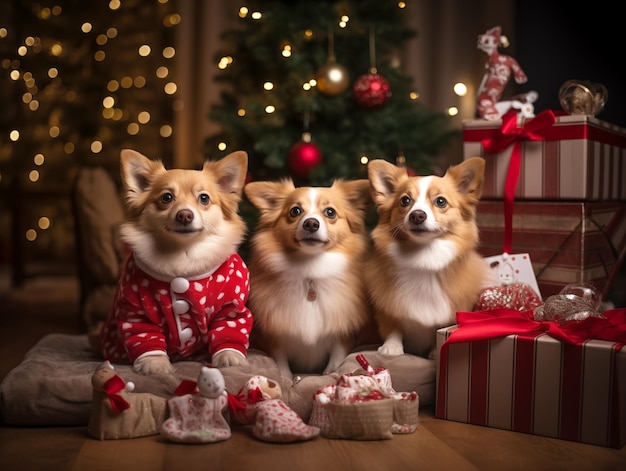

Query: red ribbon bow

[103,375,131,413]
[481,109,557,253]
[174,379,199,396]
[443,307,626,347]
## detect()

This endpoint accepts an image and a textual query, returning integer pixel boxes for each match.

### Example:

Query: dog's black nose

[302,218,319,233]
[176,209,194,225]
[409,210,427,225]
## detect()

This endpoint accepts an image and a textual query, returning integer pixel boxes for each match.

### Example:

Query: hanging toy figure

[476,26,531,120]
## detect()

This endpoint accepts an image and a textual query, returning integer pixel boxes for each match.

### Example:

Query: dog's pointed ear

[210,151,248,196]
[120,149,166,201]
[367,159,407,204]
[244,179,294,213]
[445,157,485,204]
[335,179,373,213]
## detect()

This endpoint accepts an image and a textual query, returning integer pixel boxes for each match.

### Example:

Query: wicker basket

[310,398,394,440]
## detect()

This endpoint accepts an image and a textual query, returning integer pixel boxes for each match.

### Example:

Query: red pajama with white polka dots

[100,253,253,363]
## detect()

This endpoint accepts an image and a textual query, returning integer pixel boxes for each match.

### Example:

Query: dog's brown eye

[161,192,174,204]
[400,195,412,207]
[289,206,302,217]
[323,207,336,219]
[434,196,447,208]
[198,193,210,205]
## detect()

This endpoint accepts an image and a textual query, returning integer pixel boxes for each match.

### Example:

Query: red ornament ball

[353,73,392,108]
[288,140,323,178]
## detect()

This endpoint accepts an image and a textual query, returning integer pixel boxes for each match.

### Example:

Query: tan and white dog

[244,178,373,379]
[365,157,496,359]
[99,149,253,375]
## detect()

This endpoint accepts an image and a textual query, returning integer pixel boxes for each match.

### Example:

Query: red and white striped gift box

[435,325,626,448]
[476,200,626,299]
[463,114,626,200]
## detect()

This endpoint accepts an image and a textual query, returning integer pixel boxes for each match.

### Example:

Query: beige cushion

[0,335,436,426]
[74,167,124,285]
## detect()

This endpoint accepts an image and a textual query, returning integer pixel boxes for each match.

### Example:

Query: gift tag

[484,252,541,299]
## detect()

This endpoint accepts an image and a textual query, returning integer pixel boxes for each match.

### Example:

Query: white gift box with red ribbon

[435,318,626,448]
[463,113,626,200]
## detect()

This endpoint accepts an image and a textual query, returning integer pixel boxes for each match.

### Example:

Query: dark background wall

[515,0,624,127]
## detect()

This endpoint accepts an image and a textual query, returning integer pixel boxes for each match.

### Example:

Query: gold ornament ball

[316,61,350,96]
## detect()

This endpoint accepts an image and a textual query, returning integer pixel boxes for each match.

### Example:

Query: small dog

[244,178,373,379]
[365,157,496,358]
[100,149,253,375]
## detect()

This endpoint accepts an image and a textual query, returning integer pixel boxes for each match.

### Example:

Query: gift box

[476,200,626,299]
[435,314,626,448]
[463,113,626,200]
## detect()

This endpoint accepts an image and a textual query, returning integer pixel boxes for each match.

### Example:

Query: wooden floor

[1,273,625,471]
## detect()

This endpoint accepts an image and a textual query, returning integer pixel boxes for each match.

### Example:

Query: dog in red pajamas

[99,149,253,375]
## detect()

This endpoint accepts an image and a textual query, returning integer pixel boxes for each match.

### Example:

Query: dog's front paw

[377,342,404,356]
[133,355,173,375]
[212,350,248,368]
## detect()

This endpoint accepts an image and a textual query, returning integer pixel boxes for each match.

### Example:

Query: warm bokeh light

[91,140,103,153]
[447,106,459,116]
[164,82,177,94]
[160,125,173,137]
[138,111,151,124]
[127,122,139,135]
[156,66,169,78]
[453,82,468,96]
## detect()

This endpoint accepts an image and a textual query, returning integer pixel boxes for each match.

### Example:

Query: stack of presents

[435,109,626,448]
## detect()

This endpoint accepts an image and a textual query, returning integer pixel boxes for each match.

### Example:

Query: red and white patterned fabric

[161,393,231,443]
[100,253,252,363]
[230,375,320,443]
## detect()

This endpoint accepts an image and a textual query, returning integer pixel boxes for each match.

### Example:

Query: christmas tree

[0,0,178,280]
[205,0,458,186]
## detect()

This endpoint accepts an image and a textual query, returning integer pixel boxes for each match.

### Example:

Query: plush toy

[231,375,320,443]
[87,360,167,440]
[161,366,232,443]
[476,25,531,120]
